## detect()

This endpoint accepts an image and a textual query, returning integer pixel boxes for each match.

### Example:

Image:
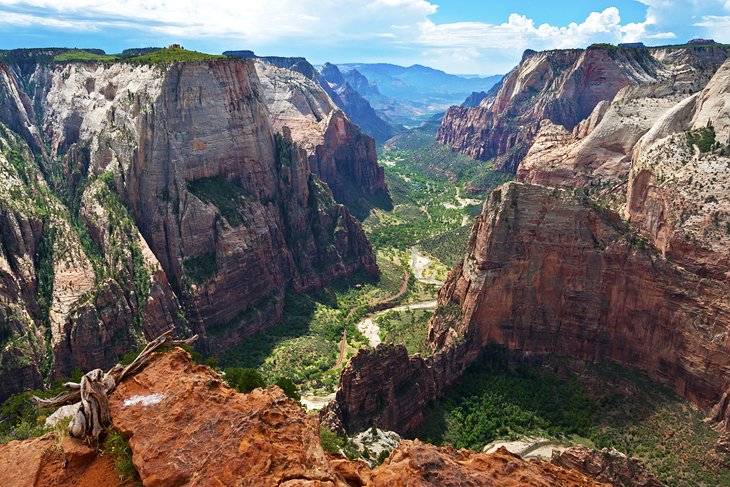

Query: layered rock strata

[438,44,730,174]
[255,61,387,213]
[435,182,730,418]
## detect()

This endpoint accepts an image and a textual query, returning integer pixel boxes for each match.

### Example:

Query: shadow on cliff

[216,269,383,377]
[411,347,695,458]
[346,187,393,222]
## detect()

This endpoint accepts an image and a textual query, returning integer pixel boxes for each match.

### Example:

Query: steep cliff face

[435,183,730,414]
[0,121,182,400]
[327,182,730,435]
[34,59,377,349]
[627,58,730,279]
[438,45,730,174]
[226,51,398,142]
[0,57,378,398]
[517,82,687,187]
[321,341,478,434]
[256,61,387,217]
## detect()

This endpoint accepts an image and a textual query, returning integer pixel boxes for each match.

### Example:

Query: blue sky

[0,1,728,74]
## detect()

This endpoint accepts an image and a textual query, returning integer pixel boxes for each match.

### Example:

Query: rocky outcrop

[435,182,730,416]
[461,91,488,107]
[438,44,730,174]
[0,346,606,486]
[517,82,688,188]
[321,341,478,435]
[0,65,43,153]
[374,441,607,487]
[552,446,665,487]
[226,51,398,142]
[342,68,380,98]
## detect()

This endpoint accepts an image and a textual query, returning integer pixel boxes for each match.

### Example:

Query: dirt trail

[332,267,410,370]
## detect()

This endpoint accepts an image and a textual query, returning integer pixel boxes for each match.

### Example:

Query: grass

[54,51,119,63]
[103,429,140,484]
[414,350,730,487]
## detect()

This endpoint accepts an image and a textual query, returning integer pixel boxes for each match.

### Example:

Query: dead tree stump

[34,329,198,442]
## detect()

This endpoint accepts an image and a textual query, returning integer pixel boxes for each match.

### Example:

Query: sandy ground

[483,437,569,461]
[301,392,336,412]
[410,247,444,286]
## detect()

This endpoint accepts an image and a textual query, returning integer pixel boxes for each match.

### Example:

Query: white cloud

[415,7,676,53]
[0,0,725,74]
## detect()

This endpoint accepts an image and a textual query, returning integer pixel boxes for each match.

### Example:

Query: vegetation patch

[219,253,407,394]
[686,124,717,153]
[376,308,433,356]
[183,252,217,284]
[103,429,141,483]
[414,350,730,487]
[187,176,248,226]
[126,46,226,64]
[53,51,119,63]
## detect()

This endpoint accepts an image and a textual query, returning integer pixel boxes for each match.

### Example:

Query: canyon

[328,51,730,447]
[0,51,382,400]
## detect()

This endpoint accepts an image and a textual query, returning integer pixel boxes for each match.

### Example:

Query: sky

[0,0,728,75]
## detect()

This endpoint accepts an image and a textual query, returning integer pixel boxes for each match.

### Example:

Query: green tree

[224,368,265,393]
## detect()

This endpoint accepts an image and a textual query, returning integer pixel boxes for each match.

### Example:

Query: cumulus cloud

[0,0,726,73]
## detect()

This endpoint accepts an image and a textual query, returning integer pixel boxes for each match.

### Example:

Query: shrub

[224,368,265,393]
[274,377,301,401]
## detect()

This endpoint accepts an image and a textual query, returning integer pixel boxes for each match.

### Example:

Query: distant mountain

[318,62,401,142]
[461,91,488,107]
[337,63,501,127]
[224,51,399,142]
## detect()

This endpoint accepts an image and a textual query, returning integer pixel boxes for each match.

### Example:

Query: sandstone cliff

[626,58,730,279]
[255,61,388,217]
[225,50,399,142]
[0,56,378,399]
[435,182,730,417]
[0,347,608,486]
[327,182,730,437]
[438,44,730,174]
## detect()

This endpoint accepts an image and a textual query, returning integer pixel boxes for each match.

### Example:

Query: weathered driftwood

[33,329,198,442]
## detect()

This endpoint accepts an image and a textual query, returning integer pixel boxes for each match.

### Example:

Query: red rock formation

[552,446,664,487]
[327,182,730,437]
[374,441,608,487]
[321,342,478,434]
[438,45,730,174]
[0,347,608,486]
[436,182,730,415]
[0,434,132,487]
